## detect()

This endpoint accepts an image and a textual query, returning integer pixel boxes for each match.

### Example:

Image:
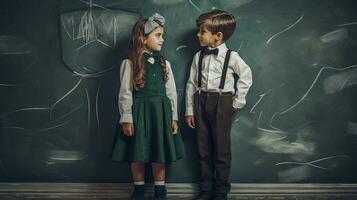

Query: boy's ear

[215,32,224,41]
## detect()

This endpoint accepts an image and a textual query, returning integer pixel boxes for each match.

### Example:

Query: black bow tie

[203,48,219,56]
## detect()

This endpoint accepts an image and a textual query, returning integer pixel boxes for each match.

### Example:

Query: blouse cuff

[119,113,133,124]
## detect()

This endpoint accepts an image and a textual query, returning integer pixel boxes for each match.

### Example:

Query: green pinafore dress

[112,52,185,163]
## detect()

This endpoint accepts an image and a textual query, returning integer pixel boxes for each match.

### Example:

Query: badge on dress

[147,57,155,64]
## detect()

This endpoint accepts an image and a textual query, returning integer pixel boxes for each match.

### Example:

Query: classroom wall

[1,0,357,183]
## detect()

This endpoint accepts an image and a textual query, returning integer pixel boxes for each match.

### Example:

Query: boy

[185,10,253,200]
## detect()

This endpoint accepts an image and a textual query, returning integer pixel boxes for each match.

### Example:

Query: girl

[112,13,185,200]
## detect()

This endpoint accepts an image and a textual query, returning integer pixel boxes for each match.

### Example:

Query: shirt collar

[214,43,228,63]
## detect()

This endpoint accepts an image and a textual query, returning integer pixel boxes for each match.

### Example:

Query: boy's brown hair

[196,9,236,41]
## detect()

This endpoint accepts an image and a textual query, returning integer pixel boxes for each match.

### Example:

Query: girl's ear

[216,32,224,41]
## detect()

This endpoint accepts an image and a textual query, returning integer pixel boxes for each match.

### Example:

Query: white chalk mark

[237,41,244,52]
[257,111,285,133]
[0,107,49,120]
[61,16,74,40]
[97,38,113,49]
[0,126,27,131]
[266,12,304,44]
[269,112,281,131]
[189,0,201,12]
[73,65,117,78]
[50,104,83,124]
[50,78,83,119]
[85,88,91,128]
[278,65,357,116]
[96,83,102,134]
[276,155,349,170]
[250,83,284,113]
[75,40,95,51]
[0,83,24,87]
[336,21,357,27]
[36,119,72,132]
[113,17,117,46]
[79,0,111,11]
[176,45,188,51]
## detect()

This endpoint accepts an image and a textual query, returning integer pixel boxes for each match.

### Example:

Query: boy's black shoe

[154,185,167,200]
[193,191,213,200]
[129,185,145,200]
[212,192,227,200]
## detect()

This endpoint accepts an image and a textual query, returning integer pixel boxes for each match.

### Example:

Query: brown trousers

[194,91,234,194]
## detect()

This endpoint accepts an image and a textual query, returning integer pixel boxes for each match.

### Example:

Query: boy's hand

[186,116,195,129]
[172,120,178,135]
[122,123,134,136]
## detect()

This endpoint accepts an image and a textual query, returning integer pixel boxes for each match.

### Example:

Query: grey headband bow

[144,13,165,34]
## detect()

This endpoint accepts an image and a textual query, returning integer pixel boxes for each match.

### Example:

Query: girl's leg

[131,162,145,181]
[152,162,165,181]
[130,162,145,200]
[152,162,167,199]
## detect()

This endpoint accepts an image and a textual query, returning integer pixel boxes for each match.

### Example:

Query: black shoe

[193,191,212,200]
[129,185,145,200]
[154,185,167,200]
[212,193,227,200]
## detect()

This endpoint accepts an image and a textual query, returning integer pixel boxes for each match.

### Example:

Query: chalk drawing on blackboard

[176,45,188,51]
[0,83,24,87]
[270,64,357,128]
[189,0,201,12]
[266,12,304,44]
[47,150,87,162]
[320,28,348,44]
[0,107,49,120]
[60,3,139,74]
[73,65,117,78]
[276,155,349,170]
[237,41,244,53]
[85,88,90,128]
[50,78,83,119]
[336,21,357,27]
[250,83,284,114]
[50,104,83,124]
[79,0,111,11]
[96,82,102,135]
[323,68,357,94]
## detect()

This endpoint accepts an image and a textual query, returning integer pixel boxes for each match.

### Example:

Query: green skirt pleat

[112,96,185,163]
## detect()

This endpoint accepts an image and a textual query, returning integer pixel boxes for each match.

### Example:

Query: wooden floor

[1,196,357,200]
[1,183,357,199]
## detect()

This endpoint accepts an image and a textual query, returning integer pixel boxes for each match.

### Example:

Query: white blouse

[118,59,178,124]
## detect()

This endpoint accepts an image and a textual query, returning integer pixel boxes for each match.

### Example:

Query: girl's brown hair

[128,19,168,90]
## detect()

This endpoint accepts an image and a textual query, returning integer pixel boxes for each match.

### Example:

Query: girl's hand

[172,120,178,135]
[186,116,195,129]
[122,123,134,136]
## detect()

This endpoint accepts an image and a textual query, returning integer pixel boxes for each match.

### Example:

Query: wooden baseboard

[1,183,357,199]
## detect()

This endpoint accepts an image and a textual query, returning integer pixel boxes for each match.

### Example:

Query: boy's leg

[212,94,233,194]
[194,93,215,192]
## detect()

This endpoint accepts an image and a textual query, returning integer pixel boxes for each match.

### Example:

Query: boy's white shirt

[118,59,178,124]
[185,43,253,116]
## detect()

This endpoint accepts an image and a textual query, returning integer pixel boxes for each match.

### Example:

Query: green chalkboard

[1,0,357,183]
